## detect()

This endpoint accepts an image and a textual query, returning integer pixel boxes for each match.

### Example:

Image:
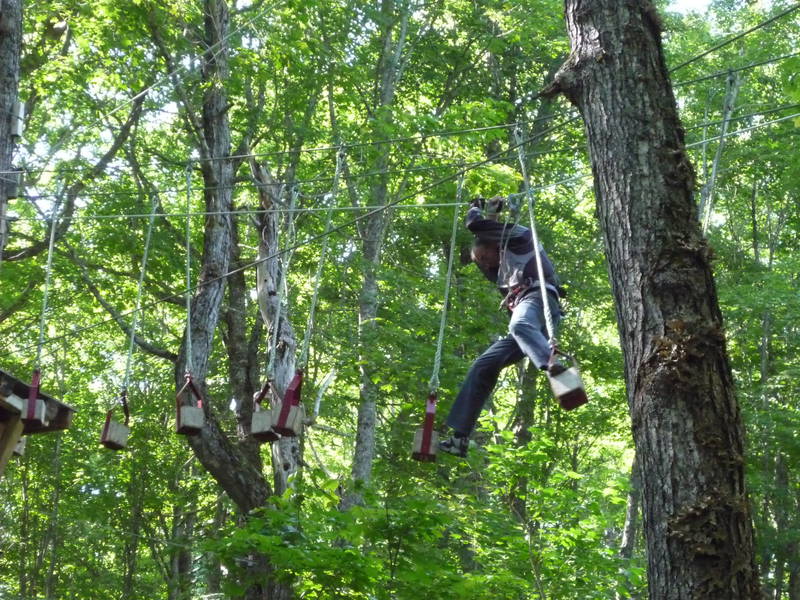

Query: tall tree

[545,0,761,597]
[0,0,22,264]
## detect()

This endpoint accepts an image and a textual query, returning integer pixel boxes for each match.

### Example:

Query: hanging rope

[26,191,63,420]
[184,162,194,375]
[514,126,556,344]
[109,192,159,427]
[297,148,345,370]
[122,194,158,391]
[428,172,463,393]
[35,194,62,370]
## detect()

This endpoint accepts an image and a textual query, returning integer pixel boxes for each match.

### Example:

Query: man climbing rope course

[438,195,566,458]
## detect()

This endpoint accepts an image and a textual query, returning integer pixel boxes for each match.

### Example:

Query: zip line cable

[673,49,800,88]
[10,99,795,225]
[29,1,275,180]
[6,136,579,201]
[4,117,573,178]
[669,2,800,73]
[685,109,800,148]
[10,119,579,360]
[8,0,795,212]
[10,6,800,359]
[9,101,799,363]
[16,2,798,177]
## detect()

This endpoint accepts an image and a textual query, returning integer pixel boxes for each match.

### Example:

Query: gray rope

[298,149,344,369]
[184,163,193,374]
[122,194,158,391]
[428,172,463,392]
[35,195,62,369]
[514,126,556,344]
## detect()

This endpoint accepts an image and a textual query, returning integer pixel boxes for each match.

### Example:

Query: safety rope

[514,126,556,344]
[35,194,62,371]
[122,193,158,392]
[297,148,344,370]
[184,162,194,374]
[428,172,463,393]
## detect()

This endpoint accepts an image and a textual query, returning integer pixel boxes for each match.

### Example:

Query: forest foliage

[1,0,799,598]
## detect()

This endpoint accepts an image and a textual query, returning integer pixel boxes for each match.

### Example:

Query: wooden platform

[0,368,76,477]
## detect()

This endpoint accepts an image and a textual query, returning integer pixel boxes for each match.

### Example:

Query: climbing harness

[514,126,587,411]
[101,193,158,449]
[412,172,463,462]
[175,163,205,435]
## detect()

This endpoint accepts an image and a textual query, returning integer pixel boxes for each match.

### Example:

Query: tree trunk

[250,161,301,498]
[168,504,195,600]
[548,1,760,597]
[617,452,642,600]
[0,0,21,265]
[340,0,410,510]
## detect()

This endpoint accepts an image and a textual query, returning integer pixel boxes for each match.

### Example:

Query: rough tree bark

[0,0,21,263]
[546,1,760,598]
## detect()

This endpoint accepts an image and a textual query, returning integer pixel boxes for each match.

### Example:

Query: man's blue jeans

[445,290,561,436]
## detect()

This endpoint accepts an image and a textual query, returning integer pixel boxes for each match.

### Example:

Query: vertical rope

[35,193,62,370]
[122,193,158,392]
[297,149,344,369]
[184,162,194,374]
[428,172,463,392]
[514,126,556,344]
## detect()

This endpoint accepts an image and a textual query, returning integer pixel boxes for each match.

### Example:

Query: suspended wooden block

[548,354,588,411]
[0,368,74,451]
[251,407,279,443]
[251,382,280,443]
[271,370,304,437]
[100,410,130,450]
[411,392,437,462]
[175,374,204,436]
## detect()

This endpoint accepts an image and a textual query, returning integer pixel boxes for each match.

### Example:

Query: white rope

[122,193,158,391]
[297,149,344,369]
[35,195,62,369]
[428,172,463,392]
[184,163,194,374]
[514,126,556,344]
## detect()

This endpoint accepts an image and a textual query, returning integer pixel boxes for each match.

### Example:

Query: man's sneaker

[438,435,469,458]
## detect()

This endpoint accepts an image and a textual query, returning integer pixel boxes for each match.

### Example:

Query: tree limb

[65,245,177,362]
[7,95,145,261]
